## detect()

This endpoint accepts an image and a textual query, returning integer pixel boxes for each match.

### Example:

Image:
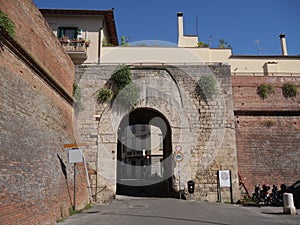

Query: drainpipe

[279,34,288,56]
[98,27,103,64]
[90,132,99,202]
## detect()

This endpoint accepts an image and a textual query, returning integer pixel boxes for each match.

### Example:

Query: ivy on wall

[282,82,299,98]
[0,10,15,37]
[73,83,83,112]
[257,84,274,100]
[196,75,218,100]
[97,88,113,103]
[97,65,139,108]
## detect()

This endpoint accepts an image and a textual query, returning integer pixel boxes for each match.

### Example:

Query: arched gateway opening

[116,108,174,197]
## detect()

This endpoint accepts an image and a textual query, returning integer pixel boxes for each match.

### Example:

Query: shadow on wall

[57,154,73,206]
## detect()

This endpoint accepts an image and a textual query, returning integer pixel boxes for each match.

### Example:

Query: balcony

[60,39,88,64]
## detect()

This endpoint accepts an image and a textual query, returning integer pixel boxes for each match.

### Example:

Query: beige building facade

[41,10,300,75]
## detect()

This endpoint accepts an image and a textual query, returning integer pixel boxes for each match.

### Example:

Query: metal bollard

[283,193,296,215]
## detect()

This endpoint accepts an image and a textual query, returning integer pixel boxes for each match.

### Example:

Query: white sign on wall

[219,170,231,188]
[68,148,83,164]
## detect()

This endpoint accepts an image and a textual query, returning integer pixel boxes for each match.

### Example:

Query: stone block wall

[0,1,89,224]
[232,76,300,194]
[75,64,239,203]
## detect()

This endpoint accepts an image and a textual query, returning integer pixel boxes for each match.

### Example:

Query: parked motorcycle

[252,184,271,205]
[270,184,279,206]
[261,184,271,205]
[252,184,261,203]
[276,183,289,206]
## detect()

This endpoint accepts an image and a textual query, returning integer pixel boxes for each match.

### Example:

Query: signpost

[218,170,233,203]
[174,151,184,162]
[174,147,184,199]
[66,145,84,211]
[175,145,182,152]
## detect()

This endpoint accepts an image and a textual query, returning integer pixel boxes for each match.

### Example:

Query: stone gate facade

[76,63,239,203]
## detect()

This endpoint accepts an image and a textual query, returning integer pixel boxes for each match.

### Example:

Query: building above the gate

[40,9,300,76]
[40,9,118,64]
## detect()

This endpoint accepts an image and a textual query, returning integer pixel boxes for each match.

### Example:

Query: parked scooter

[252,184,261,203]
[261,184,271,205]
[252,184,271,205]
[270,184,279,206]
[276,183,288,206]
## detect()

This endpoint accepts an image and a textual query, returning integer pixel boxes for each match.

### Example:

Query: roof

[230,55,300,59]
[39,9,118,46]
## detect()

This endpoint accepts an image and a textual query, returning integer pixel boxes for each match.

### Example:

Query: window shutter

[74,27,78,39]
[58,27,64,38]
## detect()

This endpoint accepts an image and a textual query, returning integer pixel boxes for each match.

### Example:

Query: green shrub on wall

[196,75,217,99]
[0,10,15,37]
[98,65,139,108]
[257,84,274,100]
[111,65,132,89]
[282,82,298,98]
[114,83,140,107]
[73,83,83,112]
[97,88,113,103]
[261,120,276,128]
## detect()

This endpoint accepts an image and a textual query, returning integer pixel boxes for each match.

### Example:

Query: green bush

[114,83,140,107]
[111,65,132,89]
[73,83,83,111]
[97,88,113,103]
[196,75,217,99]
[282,82,298,98]
[0,10,15,37]
[257,84,274,99]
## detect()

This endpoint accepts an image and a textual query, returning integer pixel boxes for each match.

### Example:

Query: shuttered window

[58,27,78,39]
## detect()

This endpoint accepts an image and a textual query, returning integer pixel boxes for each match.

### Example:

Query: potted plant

[85,39,90,47]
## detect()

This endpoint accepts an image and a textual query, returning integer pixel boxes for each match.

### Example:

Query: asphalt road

[59,197,299,225]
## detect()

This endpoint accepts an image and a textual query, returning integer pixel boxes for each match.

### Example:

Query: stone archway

[116,108,174,197]
[76,64,239,203]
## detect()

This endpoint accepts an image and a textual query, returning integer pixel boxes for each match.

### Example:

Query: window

[159,134,163,150]
[58,27,78,39]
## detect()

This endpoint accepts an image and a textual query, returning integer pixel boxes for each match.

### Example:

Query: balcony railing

[59,39,89,64]
[60,39,88,52]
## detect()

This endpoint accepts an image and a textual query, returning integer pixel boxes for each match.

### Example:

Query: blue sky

[33,0,300,55]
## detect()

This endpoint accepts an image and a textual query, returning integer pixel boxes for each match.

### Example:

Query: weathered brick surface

[232,76,300,194]
[0,0,75,95]
[0,1,89,224]
[232,76,300,111]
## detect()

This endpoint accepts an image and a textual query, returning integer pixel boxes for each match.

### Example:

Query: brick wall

[232,76,300,194]
[0,0,75,95]
[233,76,300,111]
[0,1,89,224]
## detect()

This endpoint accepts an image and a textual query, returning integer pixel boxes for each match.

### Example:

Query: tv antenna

[196,16,199,37]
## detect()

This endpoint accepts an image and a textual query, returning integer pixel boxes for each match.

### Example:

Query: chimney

[279,34,288,56]
[177,12,184,37]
